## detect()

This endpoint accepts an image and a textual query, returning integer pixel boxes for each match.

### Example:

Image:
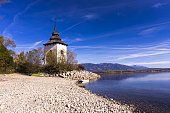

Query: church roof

[43,23,68,46]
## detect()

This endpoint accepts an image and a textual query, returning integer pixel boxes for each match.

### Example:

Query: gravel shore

[0,74,135,113]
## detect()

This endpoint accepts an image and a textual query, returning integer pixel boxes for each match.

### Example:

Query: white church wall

[44,44,67,64]
[56,44,67,59]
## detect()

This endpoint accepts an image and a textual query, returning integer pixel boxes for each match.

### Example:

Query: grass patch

[31,73,43,77]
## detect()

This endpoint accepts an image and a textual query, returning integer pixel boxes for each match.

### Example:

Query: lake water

[85,72,170,113]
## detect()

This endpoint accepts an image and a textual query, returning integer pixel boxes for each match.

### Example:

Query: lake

[85,72,170,113]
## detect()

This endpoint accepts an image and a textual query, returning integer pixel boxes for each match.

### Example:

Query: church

[43,23,68,64]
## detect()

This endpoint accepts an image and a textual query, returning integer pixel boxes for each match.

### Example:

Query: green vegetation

[42,49,83,76]
[0,36,84,75]
[31,73,43,77]
[0,36,16,73]
[15,48,43,74]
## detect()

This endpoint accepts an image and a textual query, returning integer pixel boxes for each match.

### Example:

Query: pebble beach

[0,73,135,113]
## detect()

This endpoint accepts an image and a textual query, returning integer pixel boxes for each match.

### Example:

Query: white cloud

[127,61,170,65]
[70,21,170,43]
[70,45,104,49]
[114,40,170,61]
[16,40,43,50]
[153,3,166,8]
[83,14,98,20]
[70,39,170,51]
[62,21,85,33]
[116,51,170,61]
[74,38,83,42]
[32,40,43,48]
[139,27,161,36]
[73,40,170,66]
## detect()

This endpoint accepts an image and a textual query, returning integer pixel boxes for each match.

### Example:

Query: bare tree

[26,48,43,66]
[67,50,78,64]
[4,38,16,48]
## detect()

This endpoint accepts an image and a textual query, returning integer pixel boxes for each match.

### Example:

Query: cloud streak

[115,40,170,61]
[32,40,43,48]
[69,21,170,43]
[127,61,170,65]
[62,21,85,33]
[2,0,40,37]
[138,27,161,36]
[153,2,168,8]
[83,14,98,20]
[70,39,170,51]
[71,39,170,63]
[116,51,170,61]
[16,40,43,49]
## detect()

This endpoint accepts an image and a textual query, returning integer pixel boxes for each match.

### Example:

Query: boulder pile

[57,70,100,80]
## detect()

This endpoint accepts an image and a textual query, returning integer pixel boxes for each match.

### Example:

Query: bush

[15,48,43,75]
[42,50,83,75]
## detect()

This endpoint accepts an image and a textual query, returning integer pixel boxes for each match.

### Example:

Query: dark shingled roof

[43,23,68,46]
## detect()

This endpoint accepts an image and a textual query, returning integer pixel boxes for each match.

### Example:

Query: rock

[56,70,100,80]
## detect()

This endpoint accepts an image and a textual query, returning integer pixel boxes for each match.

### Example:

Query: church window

[60,50,64,55]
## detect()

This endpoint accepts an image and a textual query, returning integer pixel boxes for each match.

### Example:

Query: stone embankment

[47,70,100,80]
[0,74,135,113]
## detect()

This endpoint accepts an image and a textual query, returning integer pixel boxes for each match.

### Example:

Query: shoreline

[0,73,135,113]
[95,71,170,75]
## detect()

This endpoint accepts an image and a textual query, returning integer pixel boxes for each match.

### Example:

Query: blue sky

[1,0,170,68]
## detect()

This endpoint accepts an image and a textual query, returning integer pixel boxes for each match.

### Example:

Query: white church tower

[43,23,68,64]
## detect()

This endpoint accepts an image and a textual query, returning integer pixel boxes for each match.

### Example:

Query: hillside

[81,63,148,72]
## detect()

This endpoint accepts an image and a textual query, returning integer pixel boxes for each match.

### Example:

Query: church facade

[43,23,68,64]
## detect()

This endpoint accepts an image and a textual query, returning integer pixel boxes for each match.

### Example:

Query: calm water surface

[85,72,170,113]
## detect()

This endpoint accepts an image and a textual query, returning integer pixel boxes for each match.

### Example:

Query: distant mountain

[81,63,148,72]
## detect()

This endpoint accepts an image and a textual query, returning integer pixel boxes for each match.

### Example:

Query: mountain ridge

[81,63,148,72]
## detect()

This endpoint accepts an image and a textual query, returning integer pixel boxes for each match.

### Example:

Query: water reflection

[85,72,170,113]
[99,73,148,80]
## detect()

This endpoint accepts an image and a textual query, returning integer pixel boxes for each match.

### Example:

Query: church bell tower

[43,23,68,64]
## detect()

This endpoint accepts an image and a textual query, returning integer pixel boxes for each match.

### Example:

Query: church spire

[54,22,57,32]
[43,22,68,46]
[52,21,59,36]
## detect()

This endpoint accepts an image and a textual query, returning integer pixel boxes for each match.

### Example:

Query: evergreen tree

[0,36,15,73]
